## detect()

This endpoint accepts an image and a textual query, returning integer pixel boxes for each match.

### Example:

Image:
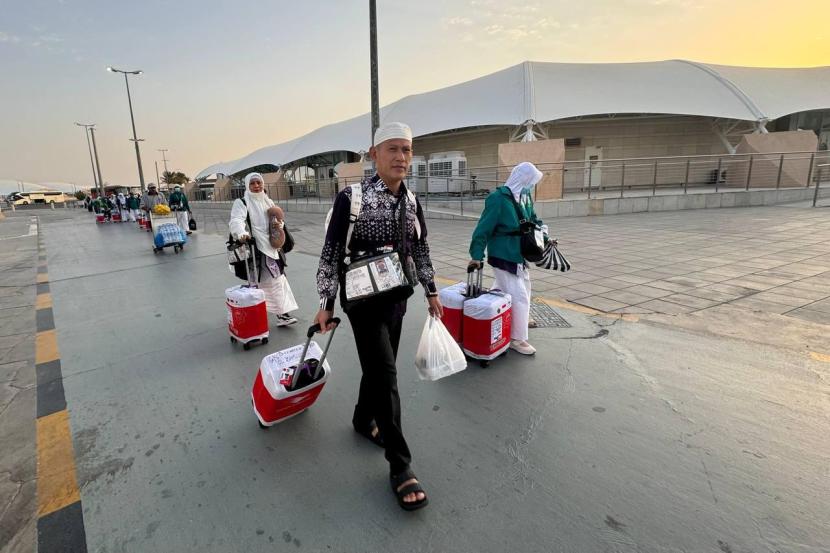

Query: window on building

[429,161,452,177]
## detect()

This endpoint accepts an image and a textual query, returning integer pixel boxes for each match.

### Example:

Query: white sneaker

[510,340,536,355]
[274,314,298,327]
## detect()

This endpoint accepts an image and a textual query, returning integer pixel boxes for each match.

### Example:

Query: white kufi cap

[373,122,413,146]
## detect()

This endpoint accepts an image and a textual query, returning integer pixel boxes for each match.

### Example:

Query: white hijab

[242,172,275,255]
[505,162,543,201]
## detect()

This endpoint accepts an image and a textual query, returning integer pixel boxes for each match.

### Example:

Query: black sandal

[354,421,384,448]
[390,469,428,511]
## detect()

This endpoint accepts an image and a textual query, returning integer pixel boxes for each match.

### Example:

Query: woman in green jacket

[468,162,546,355]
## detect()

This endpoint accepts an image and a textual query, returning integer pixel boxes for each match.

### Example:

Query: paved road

[2,208,829,553]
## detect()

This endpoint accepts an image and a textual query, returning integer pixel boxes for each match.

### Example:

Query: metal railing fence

[188,150,830,211]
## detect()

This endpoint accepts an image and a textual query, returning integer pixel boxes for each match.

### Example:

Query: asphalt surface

[2,207,829,553]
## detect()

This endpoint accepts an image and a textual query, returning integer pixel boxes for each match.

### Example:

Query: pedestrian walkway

[196,203,830,325]
[2,207,829,553]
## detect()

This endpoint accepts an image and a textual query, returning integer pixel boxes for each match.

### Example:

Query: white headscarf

[241,172,276,256]
[505,162,543,201]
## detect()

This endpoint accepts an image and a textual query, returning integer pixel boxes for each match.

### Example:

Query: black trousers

[347,307,411,475]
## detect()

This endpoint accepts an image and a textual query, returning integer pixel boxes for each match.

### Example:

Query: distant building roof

[196,60,830,179]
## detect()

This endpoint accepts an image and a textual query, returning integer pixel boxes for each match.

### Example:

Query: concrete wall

[725,131,819,188]
[414,127,509,171]
[412,116,742,191]
[497,139,565,200]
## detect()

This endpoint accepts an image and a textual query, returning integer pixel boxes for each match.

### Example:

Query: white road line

[0,217,39,241]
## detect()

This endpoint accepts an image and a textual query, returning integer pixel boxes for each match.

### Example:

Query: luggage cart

[251,318,340,428]
[457,267,512,367]
[226,240,269,350]
[150,211,186,254]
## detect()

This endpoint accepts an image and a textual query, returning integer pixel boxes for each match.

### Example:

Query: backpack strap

[344,183,362,254]
[405,187,421,240]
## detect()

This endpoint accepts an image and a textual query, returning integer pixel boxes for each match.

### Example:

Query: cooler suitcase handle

[466,266,484,298]
[290,317,341,388]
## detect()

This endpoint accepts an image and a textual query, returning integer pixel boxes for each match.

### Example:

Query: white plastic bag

[415,315,467,381]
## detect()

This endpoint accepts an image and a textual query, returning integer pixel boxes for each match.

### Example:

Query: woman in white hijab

[229,173,298,327]
[468,162,548,355]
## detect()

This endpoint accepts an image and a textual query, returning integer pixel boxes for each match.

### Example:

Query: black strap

[396,189,409,259]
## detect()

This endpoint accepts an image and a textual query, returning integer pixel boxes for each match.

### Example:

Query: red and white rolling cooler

[111,210,122,222]
[226,241,269,350]
[461,268,512,367]
[438,282,467,343]
[251,318,340,428]
[95,212,106,224]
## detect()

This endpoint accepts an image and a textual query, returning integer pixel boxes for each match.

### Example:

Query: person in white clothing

[468,162,548,355]
[228,173,297,327]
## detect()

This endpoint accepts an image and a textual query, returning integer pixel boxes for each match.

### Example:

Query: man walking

[168,185,192,235]
[314,122,443,511]
[141,184,166,212]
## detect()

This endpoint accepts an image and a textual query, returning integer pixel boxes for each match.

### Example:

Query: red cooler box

[226,285,269,349]
[111,211,122,222]
[95,213,105,224]
[462,291,512,361]
[439,282,467,342]
[252,319,340,427]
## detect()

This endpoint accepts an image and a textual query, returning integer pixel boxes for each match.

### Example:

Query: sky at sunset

[1,0,828,190]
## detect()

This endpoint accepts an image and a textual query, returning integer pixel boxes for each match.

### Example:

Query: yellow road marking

[36,293,53,310]
[35,330,60,364]
[810,352,830,363]
[36,410,81,517]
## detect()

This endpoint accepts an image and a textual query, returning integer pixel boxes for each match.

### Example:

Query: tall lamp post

[369,0,380,143]
[158,149,169,174]
[75,122,102,198]
[88,126,105,198]
[107,66,146,196]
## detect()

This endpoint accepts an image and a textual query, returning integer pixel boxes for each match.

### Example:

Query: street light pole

[108,67,146,196]
[75,122,100,196]
[88,126,105,199]
[369,0,380,144]
[155,161,161,188]
[158,149,169,174]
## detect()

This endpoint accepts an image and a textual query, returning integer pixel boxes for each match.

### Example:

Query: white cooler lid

[463,291,512,319]
[438,282,467,309]
[225,285,265,307]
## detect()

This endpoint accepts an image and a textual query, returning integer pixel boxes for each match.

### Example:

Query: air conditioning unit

[406,156,427,191]
[427,151,467,193]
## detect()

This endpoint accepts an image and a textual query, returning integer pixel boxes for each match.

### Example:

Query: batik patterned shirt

[316,174,437,311]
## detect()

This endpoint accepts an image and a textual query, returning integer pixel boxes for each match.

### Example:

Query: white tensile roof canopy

[196,60,830,179]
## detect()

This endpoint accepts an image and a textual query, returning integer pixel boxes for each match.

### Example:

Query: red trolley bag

[461,267,512,367]
[438,281,467,343]
[251,318,341,428]
[226,241,269,350]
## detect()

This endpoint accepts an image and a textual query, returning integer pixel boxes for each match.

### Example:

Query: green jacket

[469,186,542,264]
[168,191,189,211]
[126,195,141,209]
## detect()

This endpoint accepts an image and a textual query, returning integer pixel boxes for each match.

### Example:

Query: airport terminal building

[192,60,830,202]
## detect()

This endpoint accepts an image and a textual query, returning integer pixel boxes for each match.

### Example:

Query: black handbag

[507,193,546,263]
[339,189,415,311]
[282,226,294,253]
[188,217,197,231]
